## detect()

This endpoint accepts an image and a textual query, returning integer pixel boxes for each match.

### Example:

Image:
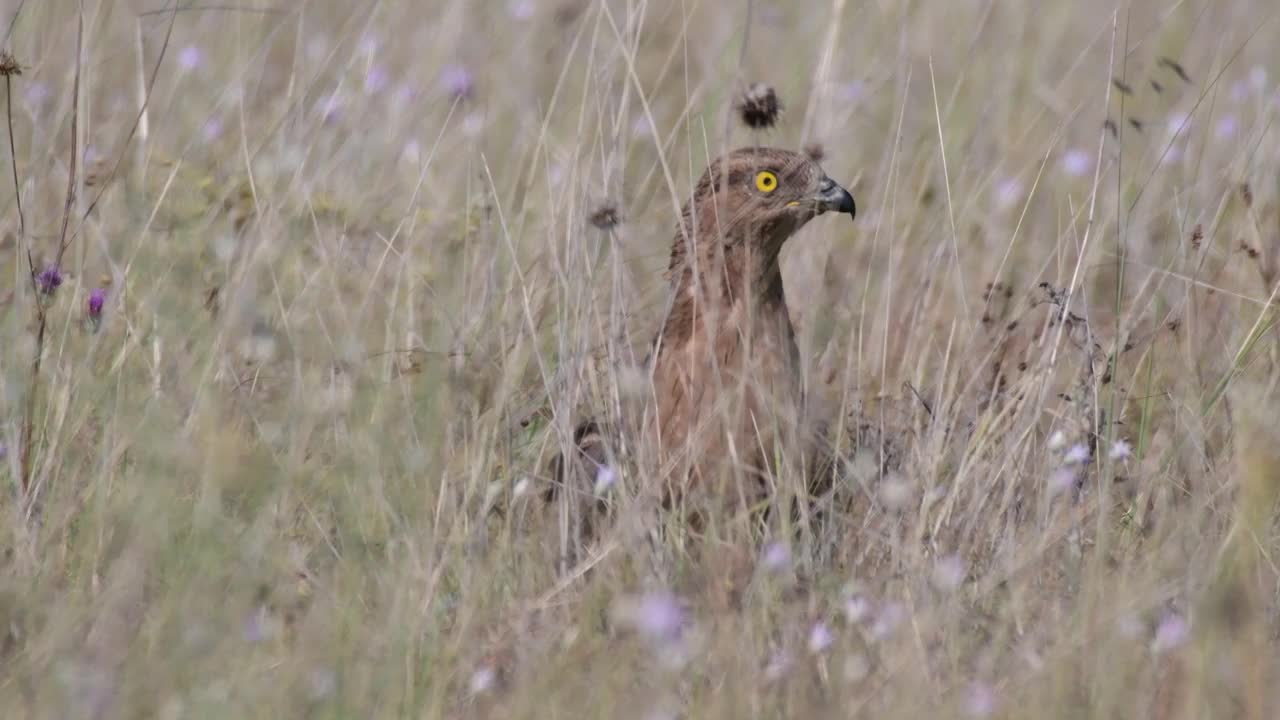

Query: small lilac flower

[316,92,343,124]
[243,605,270,643]
[512,476,530,498]
[508,0,535,20]
[1061,149,1092,177]
[1230,80,1249,103]
[202,117,223,142]
[631,116,653,139]
[87,288,106,319]
[36,265,62,295]
[593,465,616,495]
[838,80,867,104]
[393,83,419,109]
[1214,115,1238,141]
[613,591,687,644]
[807,621,834,654]
[1064,444,1091,465]
[1165,112,1190,138]
[468,665,496,695]
[931,554,966,591]
[760,540,791,573]
[963,682,998,718]
[1151,612,1189,654]
[177,45,204,72]
[402,140,422,164]
[1248,66,1269,92]
[23,82,50,109]
[440,64,475,101]
[364,65,389,95]
[1048,466,1077,496]
[1108,439,1132,461]
[869,602,905,640]
[843,594,873,624]
[1114,611,1143,639]
[1047,430,1067,450]
[994,178,1022,211]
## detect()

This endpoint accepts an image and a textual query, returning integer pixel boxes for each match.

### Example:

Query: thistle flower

[87,288,106,321]
[36,265,62,296]
[0,51,24,77]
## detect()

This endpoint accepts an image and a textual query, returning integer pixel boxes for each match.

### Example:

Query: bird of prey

[550,146,856,524]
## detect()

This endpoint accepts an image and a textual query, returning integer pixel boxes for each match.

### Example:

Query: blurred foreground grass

[1,1,1280,718]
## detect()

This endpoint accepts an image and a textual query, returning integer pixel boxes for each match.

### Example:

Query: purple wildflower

[440,64,474,101]
[23,81,50,110]
[202,117,223,142]
[1061,149,1092,177]
[760,540,792,573]
[964,682,998,717]
[807,621,834,654]
[364,65,390,95]
[87,288,106,320]
[177,45,204,72]
[1152,612,1189,654]
[613,591,687,643]
[931,554,967,591]
[37,265,62,295]
[508,0,535,20]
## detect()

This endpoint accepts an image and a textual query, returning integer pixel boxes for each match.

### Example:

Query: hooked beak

[814,176,856,220]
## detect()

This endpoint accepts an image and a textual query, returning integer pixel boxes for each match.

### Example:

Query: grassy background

[2,0,1280,717]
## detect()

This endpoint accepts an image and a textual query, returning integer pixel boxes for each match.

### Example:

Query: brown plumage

[550,147,855,520]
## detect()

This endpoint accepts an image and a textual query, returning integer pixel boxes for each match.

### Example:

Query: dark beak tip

[840,189,856,219]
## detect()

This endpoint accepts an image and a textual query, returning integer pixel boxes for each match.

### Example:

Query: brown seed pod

[737,83,782,129]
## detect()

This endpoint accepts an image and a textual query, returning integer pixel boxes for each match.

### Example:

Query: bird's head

[669,146,856,288]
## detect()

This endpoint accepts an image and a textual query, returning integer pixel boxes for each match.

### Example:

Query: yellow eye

[755,170,778,193]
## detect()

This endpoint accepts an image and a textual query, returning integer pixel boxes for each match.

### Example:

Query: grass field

[2,1,1280,717]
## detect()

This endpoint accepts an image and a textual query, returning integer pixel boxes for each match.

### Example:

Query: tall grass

[1,1,1278,717]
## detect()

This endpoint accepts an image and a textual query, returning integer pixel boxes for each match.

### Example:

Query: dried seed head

[588,203,621,230]
[0,51,23,77]
[1241,182,1253,208]
[737,83,782,129]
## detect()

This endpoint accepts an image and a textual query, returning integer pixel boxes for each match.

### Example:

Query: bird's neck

[658,230,791,351]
